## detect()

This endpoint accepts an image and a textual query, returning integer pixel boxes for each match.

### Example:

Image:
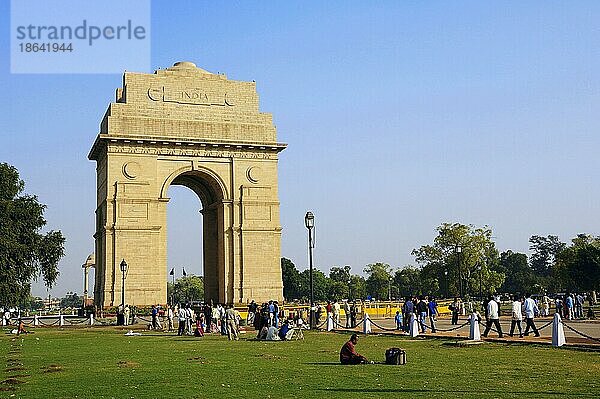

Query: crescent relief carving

[123,161,140,179]
[246,166,262,184]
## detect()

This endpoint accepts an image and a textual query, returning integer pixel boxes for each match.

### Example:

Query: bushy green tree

[0,163,65,307]
[364,262,392,300]
[529,235,566,277]
[168,275,204,304]
[329,265,352,299]
[348,274,367,300]
[412,222,504,298]
[394,266,422,297]
[498,251,535,294]
[300,268,330,301]
[60,292,82,308]
[281,257,302,301]
[554,234,600,292]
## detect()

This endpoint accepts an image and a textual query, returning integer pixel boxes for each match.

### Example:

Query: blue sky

[1,1,599,298]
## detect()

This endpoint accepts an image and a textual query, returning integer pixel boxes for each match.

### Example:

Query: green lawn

[2,327,599,399]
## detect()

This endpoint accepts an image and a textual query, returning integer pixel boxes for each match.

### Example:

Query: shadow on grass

[318,388,598,397]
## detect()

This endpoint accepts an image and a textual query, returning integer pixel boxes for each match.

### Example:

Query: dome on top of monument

[169,61,212,74]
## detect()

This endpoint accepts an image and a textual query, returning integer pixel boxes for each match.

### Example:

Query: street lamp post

[170,268,175,306]
[478,263,483,301]
[388,278,392,301]
[305,211,315,329]
[444,270,448,299]
[120,259,128,307]
[456,246,463,298]
[347,277,352,300]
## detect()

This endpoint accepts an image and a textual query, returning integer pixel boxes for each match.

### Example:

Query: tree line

[2,163,598,306]
[282,223,600,302]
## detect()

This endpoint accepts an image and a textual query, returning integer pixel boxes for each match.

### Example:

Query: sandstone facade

[89,62,286,307]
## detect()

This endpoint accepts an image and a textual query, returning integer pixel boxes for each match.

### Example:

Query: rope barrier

[536,320,554,331]
[368,319,399,331]
[37,318,60,326]
[434,321,470,332]
[561,321,600,343]
[64,317,91,325]
[331,317,365,331]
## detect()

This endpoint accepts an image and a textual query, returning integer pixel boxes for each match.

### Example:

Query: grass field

[2,327,599,399]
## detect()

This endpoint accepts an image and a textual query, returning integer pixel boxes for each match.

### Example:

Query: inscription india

[148,86,234,106]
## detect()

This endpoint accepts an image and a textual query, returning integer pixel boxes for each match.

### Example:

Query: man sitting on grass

[340,333,368,364]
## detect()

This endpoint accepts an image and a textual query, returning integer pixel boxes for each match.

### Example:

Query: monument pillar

[89,61,286,307]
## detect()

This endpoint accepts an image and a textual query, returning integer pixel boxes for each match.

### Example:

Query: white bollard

[89,313,94,326]
[469,312,481,341]
[409,313,419,337]
[363,313,372,334]
[552,313,566,347]
[326,314,333,331]
[34,315,39,326]
[59,315,64,326]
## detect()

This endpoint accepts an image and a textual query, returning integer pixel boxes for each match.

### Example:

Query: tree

[168,275,204,304]
[329,265,352,299]
[60,292,82,308]
[364,262,392,300]
[0,163,65,307]
[348,274,367,300]
[554,234,600,292]
[394,266,422,297]
[412,222,504,298]
[281,257,302,301]
[498,251,535,294]
[529,235,566,277]
[300,269,330,301]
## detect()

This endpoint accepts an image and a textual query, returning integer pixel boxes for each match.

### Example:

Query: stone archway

[89,62,286,307]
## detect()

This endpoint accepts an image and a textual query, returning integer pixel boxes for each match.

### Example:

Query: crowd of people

[140,302,242,340]
[247,300,306,341]
[108,290,596,344]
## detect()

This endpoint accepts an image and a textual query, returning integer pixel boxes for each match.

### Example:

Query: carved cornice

[89,134,286,160]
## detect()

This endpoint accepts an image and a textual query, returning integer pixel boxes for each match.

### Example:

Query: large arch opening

[167,170,225,304]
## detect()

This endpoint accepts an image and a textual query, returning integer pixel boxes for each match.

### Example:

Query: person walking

[350,302,357,328]
[225,304,239,340]
[344,301,351,328]
[402,297,414,333]
[416,296,428,333]
[427,296,439,333]
[394,310,403,330]
[177,304,186,336]
[509,295,523,338]
[185,305,194,335]
[482,295,503,338]
[273,301,280,328]
[451,297,461,325]
[523,293,540,337]
[124,304,130,326]
[565,293,574,320]
[166,305,174,332]
[542,294,550,317]
[247,300,257,326]
[151,305,158,330]
[333,300,341,327]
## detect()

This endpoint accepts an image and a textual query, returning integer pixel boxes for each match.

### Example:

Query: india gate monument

[88,62,286,308]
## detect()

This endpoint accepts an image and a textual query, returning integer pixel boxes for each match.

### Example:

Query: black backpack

[385,347,406,365]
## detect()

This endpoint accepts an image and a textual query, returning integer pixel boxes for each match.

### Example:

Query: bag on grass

[385,347,406,365]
